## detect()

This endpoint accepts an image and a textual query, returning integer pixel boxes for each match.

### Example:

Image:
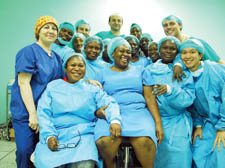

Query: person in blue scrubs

[95,37,163,168]
[74,19,91,38]
[81,36,109,80]
[180,39,225,168]
[101,38,112,64]
[162,15,225,65]
[144,36,195,168]
[147,41,160,63]
[10,16,64,168]
[130,23,142,40]
[125,35,151,67]
[68,33,86,53]
[95,13,125,40]
[34,54,121,168]
[51,22,75,60]
[140,33,153,57]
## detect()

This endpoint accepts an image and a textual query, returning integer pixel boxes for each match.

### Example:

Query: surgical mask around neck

[57,37,70,46]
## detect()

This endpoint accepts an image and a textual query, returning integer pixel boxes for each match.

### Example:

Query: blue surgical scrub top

[10,43,64,121]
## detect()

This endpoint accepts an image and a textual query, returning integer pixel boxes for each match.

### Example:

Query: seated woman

[180,39,225,168]
[125,35,150,67]
[34,53,121,168]
[94,37,163,168]
[144,36,195,168]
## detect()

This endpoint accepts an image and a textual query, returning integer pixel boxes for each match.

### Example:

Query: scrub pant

[13,120,39,168]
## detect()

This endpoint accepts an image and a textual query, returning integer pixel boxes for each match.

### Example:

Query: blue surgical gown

[190,60,225,168]
[144,59,195,168]
[94,65,157,145]
[129,56,151,68]
[95,31,125,40]
[51,43,75,61]
[84,58,109,80]
[34,79,121,168]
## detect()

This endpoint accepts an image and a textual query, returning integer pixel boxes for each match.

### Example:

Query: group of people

[10,13,225,168]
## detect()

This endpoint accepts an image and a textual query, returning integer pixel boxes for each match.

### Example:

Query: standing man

[74,19,91,37]
[162,15,225,65]
[95,13,125,40]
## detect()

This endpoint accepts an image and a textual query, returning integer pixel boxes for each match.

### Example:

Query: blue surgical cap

[124,35,140,46]
[63,53,86,71]
[162,15,183,30]
[158,36,181,53]
[59,22,75,34]
[147,41,158,49]
[81,36,104,59]
[140,33,153,41]
[74,19,91,31]
[130,23,142,32]
[103,38,111,47]
[69,33,86,49]
[180,39,204,54]
[107,37,131,63]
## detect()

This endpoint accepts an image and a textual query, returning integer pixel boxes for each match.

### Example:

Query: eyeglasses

[57,131,81,150]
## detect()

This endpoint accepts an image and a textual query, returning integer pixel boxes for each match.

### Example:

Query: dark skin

[153,40,181,95]
[55,28,73,46]
[127,38,140,63]
[147,43,160,63]
[47,56,121,151]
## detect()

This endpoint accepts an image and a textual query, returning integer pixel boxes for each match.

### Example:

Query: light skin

[108,14,123,36]
[130,27,142,40]
[84,41,101,61]
[73,37,84,53]
[163,19,225,65]
[181,48,202,72]
[76,25,90,37]
[18,23,58,134]
[97,45,162,168]
[181,48,225,151]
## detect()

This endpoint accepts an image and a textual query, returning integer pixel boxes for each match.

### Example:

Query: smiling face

[112,45,131,69]
[84,41,101,61]
[109,14,123,32]
[130,27,142,40]
[140,38,151,51]
[64,56,86,83]
[73,37,84,53]
[76,25,90,37]
[163,20,182,37]
[38,23,58,44]
[181,48,202,72]
[160,40,178,64]
[148,43,160,63]
[58,28,73,42]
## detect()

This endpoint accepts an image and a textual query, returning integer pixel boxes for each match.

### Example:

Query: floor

[0,140,17,168]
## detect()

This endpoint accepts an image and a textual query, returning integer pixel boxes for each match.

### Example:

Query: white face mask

[57,37,70,46]
[191,61,204,77]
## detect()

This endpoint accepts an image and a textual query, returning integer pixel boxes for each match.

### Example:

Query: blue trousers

[13,120,39,168]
